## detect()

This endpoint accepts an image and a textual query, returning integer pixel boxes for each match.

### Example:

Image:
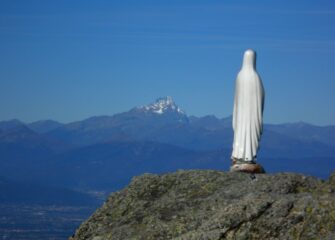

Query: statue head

[242,49,256,70]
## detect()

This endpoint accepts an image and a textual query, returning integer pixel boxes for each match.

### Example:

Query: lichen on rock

[70,170,335,240]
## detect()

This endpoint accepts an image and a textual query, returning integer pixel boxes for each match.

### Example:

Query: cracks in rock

[218,201,273,240]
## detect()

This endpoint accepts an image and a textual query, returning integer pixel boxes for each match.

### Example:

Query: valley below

[0,204,97,240]
[1,97,335,239]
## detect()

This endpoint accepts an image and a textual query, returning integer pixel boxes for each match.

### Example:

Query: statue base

[230,158,265,174]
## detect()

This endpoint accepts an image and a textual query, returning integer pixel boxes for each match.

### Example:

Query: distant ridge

[0,96,334,193]
[28,120,64,133]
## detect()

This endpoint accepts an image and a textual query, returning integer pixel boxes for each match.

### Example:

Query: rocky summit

[70,170,335,240]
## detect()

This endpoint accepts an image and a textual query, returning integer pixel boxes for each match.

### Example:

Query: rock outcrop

[70,170,335,240]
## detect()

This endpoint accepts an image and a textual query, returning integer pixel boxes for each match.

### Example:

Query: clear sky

[1,0,335,125]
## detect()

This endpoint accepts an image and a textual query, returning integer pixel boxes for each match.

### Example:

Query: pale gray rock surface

[70,170,335,240]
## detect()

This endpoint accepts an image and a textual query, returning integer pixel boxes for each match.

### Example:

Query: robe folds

[232,50,265,162]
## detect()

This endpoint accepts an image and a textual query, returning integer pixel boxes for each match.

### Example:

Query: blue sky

[1,0,335,125]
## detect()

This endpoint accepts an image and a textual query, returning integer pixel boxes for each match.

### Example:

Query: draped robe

[232,49,265,162]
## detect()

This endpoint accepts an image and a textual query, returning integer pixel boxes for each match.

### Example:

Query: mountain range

[1,96,335,196]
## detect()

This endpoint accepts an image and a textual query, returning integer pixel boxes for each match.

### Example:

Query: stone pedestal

[230,158,265,174]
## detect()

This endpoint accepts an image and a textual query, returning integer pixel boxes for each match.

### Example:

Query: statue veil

[232,49,265,162]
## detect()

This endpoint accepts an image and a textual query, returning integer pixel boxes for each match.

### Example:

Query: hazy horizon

[1,95,333,127]
[1,1,335,125]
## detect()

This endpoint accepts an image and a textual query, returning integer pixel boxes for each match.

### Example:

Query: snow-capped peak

[137,96,185,115]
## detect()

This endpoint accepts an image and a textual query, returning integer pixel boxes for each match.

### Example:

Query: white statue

[231,49,265,173]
